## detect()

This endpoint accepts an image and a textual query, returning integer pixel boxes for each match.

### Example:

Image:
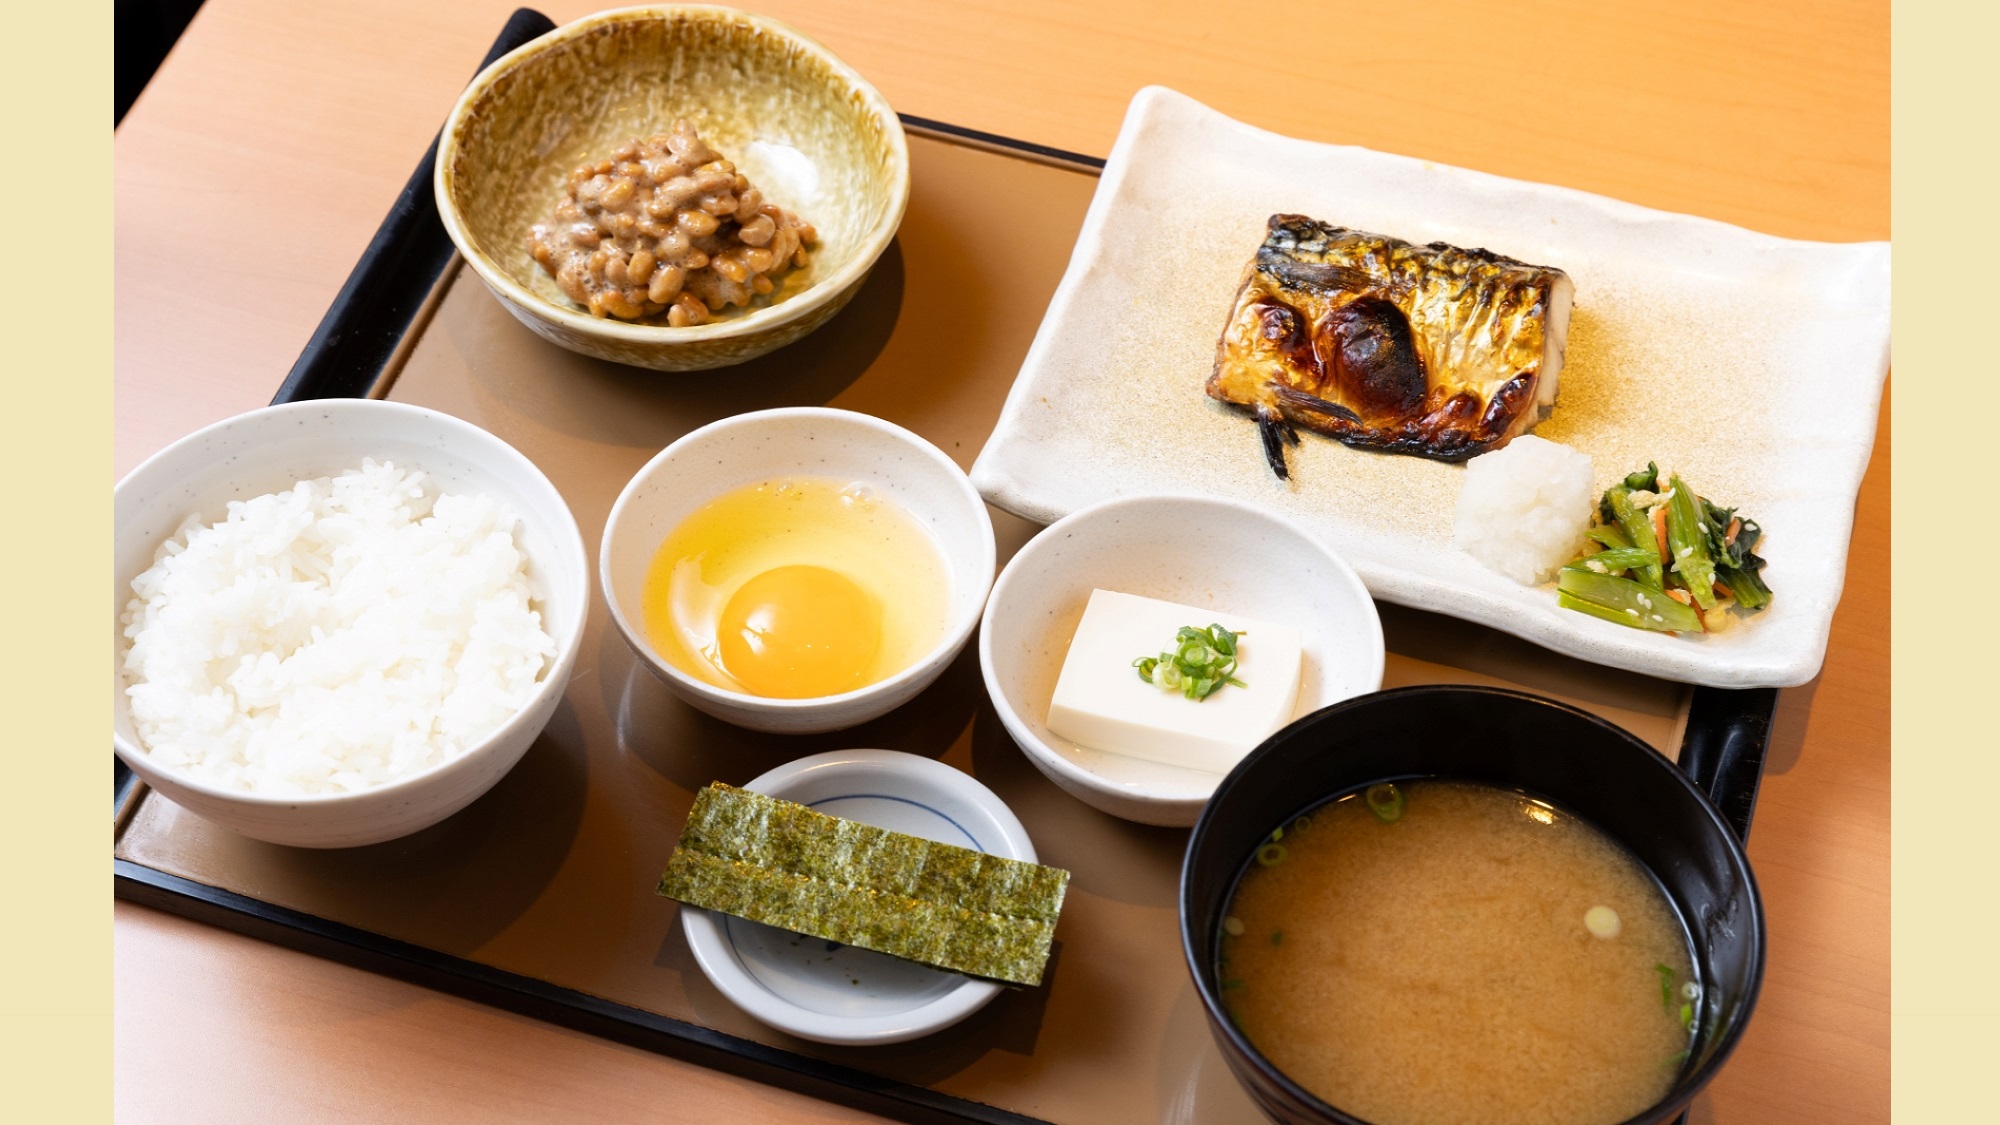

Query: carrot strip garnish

[1664,588,1708,632]
[1652,505,1670,564]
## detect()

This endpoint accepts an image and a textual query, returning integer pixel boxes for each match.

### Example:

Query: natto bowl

[1180,685,1764,1125]
[435,5,910,371]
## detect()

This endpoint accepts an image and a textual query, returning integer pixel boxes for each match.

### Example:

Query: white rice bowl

[1452,436,1596,586]
[120,460,556,796]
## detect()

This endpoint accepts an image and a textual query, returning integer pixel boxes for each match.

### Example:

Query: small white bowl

[112,400,590,848]
[979,494,1384,827]
[600,408,995,733]
[679,749,1034,1044]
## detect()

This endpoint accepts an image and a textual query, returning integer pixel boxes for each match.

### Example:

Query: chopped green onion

[1255,843,1287,867]
[1365,783,1404,823]
[1131,624,1246,701]
[1209,626,1238,658]
[1655,964,1675,1011]
[1290,815,1312,834]
[1679,1001,1694,1029]
[1270,930,1283,946]
[1220,979,1244,991]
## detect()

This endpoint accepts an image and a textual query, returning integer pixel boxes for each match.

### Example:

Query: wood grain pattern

[113,1,1887,1122]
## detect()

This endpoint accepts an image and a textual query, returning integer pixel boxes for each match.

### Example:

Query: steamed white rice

[1452,436,1596,585]
[120,459,555,796]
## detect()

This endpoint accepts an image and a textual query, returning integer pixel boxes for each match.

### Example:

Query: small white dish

[678,749,1035,1045]
[969,86,1891,689]
[979,494,1385,827]
[112,399,590,848]
[600,407,996,734]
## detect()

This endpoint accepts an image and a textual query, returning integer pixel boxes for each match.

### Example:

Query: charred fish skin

[1207,215,1573,478]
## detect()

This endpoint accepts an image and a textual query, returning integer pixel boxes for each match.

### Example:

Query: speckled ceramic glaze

[971,86,1891,689]
[112,400,590,848]
[436,6,909,370]
[978,494,1385,827]
[600,408,996,733]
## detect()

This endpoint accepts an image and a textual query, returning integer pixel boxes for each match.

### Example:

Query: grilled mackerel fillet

[1208,215,1573,478]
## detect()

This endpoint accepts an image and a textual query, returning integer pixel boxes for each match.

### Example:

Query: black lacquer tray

[115,10,1772,1125]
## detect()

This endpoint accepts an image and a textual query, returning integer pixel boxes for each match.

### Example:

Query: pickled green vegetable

[1603,486,1664,589]
[1557,569,1702,633]
[1578,547,1661,573]
[1586,524,1634,550]
[1663,476,1718,611]
[1561,465,1771,633]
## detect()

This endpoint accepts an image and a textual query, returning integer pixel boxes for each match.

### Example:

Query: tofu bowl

[979,495,1385,826]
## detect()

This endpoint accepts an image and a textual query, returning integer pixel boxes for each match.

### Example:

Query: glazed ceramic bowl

[680,749,1035,1044]
[435,5,910,371]
[1181,686,1765,1125]
[112,400,590,848]
[979,494,1384,827]
[600,407,996,734]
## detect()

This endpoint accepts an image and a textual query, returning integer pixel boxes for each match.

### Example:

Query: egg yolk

[716,565,882,698]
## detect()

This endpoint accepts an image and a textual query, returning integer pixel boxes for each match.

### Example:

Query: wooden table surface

[113,1,1889,1121]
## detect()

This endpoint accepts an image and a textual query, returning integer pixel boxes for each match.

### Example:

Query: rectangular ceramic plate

[970,87,1890,689]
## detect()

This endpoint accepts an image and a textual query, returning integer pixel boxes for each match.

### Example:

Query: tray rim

[113,10,1775,1122]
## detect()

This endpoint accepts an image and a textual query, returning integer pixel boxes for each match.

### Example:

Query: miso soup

[1219,780,1696,1125]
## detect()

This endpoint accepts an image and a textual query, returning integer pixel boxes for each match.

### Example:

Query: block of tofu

[1045,589,1303,773]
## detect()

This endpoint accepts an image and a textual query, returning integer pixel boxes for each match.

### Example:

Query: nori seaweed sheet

[657,784,1070,986]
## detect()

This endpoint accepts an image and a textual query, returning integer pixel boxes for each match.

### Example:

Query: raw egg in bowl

[601,408,995,733]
